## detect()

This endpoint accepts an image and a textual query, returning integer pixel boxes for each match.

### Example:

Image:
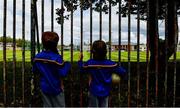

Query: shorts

[41,91,65,107]
[88,92,109,107]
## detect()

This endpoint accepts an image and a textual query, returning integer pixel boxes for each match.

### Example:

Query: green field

[0,50,180,62]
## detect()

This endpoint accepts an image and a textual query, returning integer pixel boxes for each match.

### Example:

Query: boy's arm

[77,52,88,73]
[32,60,38,74]
[78,60,85,73]
[78,60,83,68]
[57,56,71,77]
[114,66,127,80]
[78,52,83,71]
[57,62,71,77]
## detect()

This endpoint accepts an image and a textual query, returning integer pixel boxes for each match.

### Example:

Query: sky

[0,0,180,45]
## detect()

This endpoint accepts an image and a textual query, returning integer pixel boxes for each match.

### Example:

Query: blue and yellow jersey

[78,59,126,97]
[32,50,71,95]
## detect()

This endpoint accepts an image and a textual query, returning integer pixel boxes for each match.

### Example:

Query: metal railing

[0,0,179,107]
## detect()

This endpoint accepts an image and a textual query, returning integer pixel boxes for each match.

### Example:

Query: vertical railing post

[3,0,7,105]
[90,0,93,59]
[70,1,73,66]
[173,37,177,107]
[41,0,44,53]
[137,0,140,106]
[13,0,17,105]
[22,0,25,105]
[30,1,36,106]
[42,0,44,33]
[80,0,84,106]
[108,1,112,106]
[118,0,122,106]
[89,1,93,106]
[127,0,131,106]
[148,0,159,105]
[34,3,40,53]
[118,0,122,66]
[173,1,177,106]
[164,0,168,106]
[99,2,102,40]
[173,27,177,107]
[31,0,36,63]
[155,0,159,106]
[109,1,112,60]
[51,0,54,32]
[61,0,64,58]
[70,0,74,106]
[80,0,83,53]
[146,0,150,106]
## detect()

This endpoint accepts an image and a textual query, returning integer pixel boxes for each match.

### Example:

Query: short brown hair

[42,31,59,53]
[92,40,107,60]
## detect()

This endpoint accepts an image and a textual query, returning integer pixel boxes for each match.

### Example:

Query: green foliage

[56,0,180,25]
[56,0,119,25]
[0,36,13,43]
[0,36,31,48]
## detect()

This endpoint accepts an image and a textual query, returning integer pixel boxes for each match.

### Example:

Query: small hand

[79,52,83,61]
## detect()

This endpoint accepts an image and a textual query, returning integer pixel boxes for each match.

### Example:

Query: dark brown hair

[42,31,59,53]
[92,40,107,60]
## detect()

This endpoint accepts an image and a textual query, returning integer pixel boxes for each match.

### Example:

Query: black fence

[0,0,179,107]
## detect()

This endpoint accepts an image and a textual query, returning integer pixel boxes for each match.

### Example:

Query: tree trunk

[148,0,178,106]
[148,0,159,72]
[158,0,178,72]
[159,0,178,106]
[149,0,178,72]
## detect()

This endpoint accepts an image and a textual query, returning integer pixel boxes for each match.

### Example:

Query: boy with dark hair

[78,40,127,107]
[32,31,71,107]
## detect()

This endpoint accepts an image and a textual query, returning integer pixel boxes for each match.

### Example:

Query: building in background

[111,41,137,51]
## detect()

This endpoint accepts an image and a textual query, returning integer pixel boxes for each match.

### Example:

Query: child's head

[42,31,59,53]
[92,40,107,60]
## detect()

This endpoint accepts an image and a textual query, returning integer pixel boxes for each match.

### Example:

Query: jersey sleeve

[32,63,37,73]
[77,60,89,73]
[113,66,127,80]
[32,58,38,74]
[56,56,71,77]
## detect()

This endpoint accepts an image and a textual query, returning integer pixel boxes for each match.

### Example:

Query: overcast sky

[0,0,180,45]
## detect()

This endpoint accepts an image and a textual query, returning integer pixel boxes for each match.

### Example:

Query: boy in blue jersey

[78,40,126,107]
[32,31,71,107]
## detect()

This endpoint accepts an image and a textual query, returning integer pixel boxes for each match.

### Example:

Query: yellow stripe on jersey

[34,58,64,66]
[83,63,118,68]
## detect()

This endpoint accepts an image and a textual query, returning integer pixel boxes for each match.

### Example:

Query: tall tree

[56,0,179,71]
